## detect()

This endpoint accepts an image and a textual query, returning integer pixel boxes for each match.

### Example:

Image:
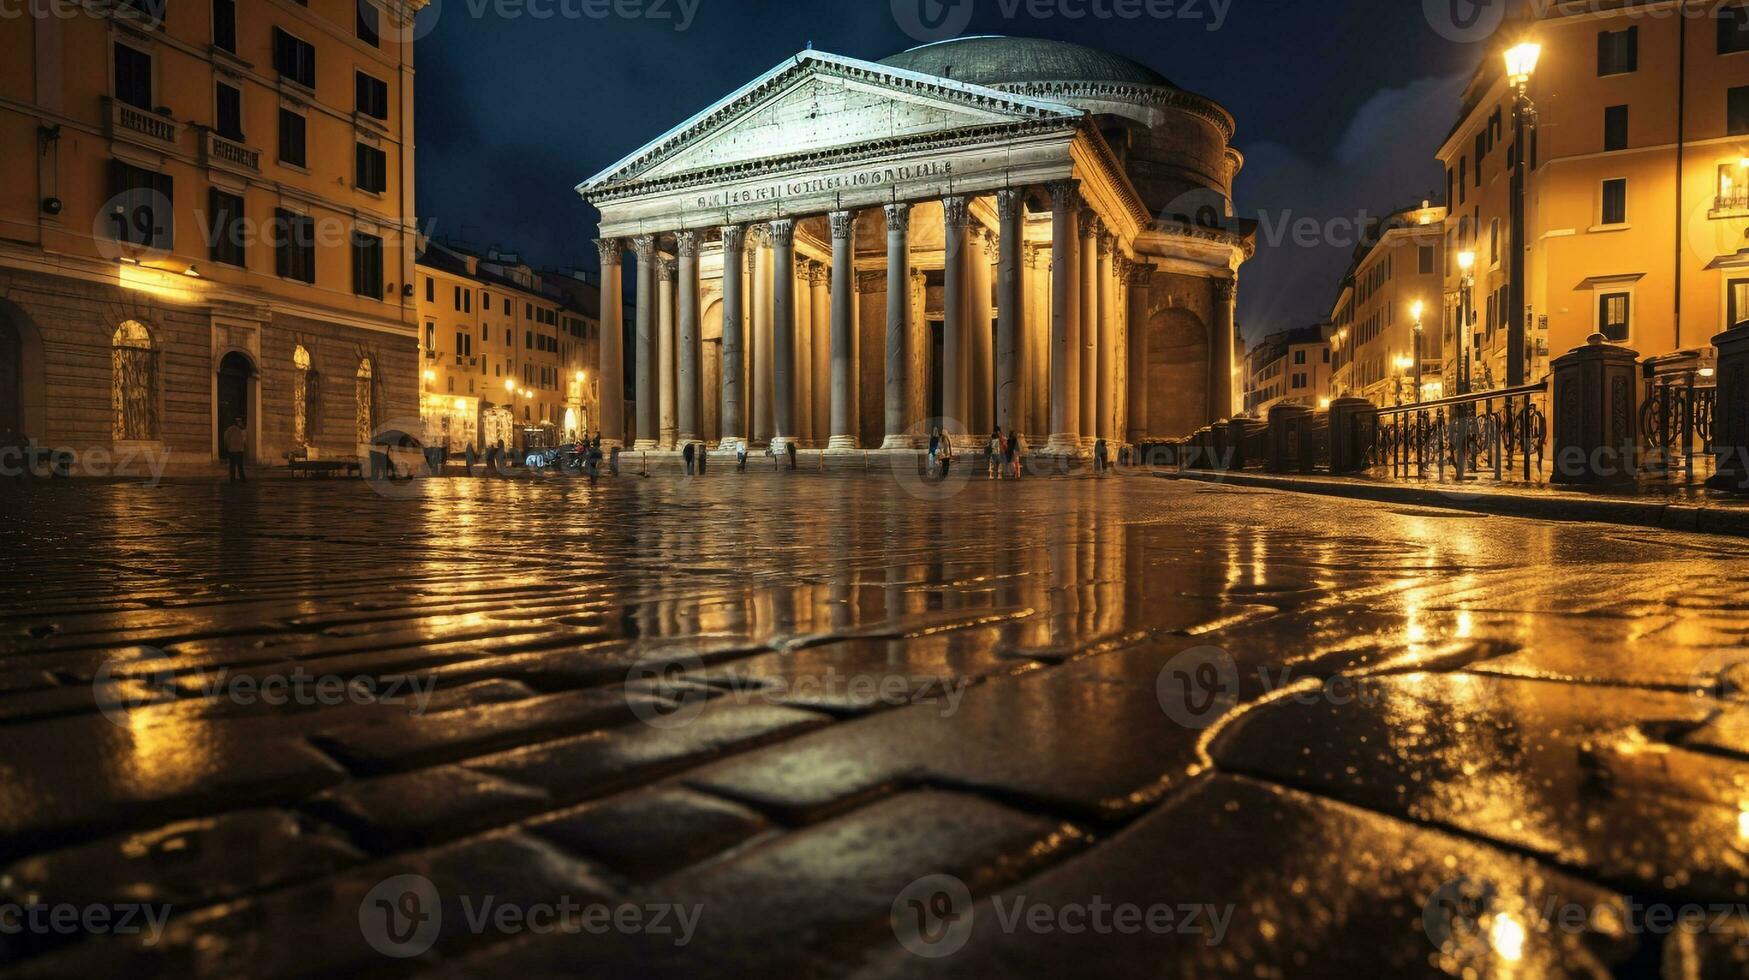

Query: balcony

[105,97,180,149]
[200,129,260,173]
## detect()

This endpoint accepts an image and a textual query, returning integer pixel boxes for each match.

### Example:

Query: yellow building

[415,240,601,456]
[0,0,425,472]
[1328,203,1447,406]
[1242,323,1332,416]
[1439,2,1749,392]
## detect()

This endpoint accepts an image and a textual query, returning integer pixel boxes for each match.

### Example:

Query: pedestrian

[697,442,708,474]
[930,427,953,479]
[1009,431,1025,479]
[585,441,602,486]
[785,440,798,471]
[683,441,696,475]
[609,445,621,477]
[464,442,476,477]
[222,418,247,483]
[736,440,748,472]
[1094,438,1109,473]
[928,427,941,469]
[988,428,1004,480]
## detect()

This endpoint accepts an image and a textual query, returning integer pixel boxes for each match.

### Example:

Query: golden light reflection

[1489,912,1526,962]
[1738,803,1749,842]
[118,263,205,304]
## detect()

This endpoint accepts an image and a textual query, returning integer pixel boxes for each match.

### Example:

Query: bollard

[1326,397,1377,474]
[1710,324,1749,491]
[1550,334,1640,485]
[1266,404,1314,473]
[1227,417,1268,471]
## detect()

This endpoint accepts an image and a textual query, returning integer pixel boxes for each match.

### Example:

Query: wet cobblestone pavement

[1,471,1747,978]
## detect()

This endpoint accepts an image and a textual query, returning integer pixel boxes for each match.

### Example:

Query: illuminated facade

[1328,203,1447,406]
[414,241,600,455]
[0,0,425,470]
[1242,324,1332,416]
[1439,2,1749,391]
[580,39,1253,452]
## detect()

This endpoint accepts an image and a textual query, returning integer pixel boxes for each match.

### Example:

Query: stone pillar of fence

[1267,404,1313,473]
[1709,326,1749,491]
[1550,334,1640,485]
[1227,417,1266,470]
[1326,397,1377,474]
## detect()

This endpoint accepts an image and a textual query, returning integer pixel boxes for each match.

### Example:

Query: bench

[286,451,361,479]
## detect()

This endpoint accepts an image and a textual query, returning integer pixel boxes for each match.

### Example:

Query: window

[453,287,462,310]
[1604,105,1628,151]
[291,345,314,449]
[107,160,174,252]
[1601,179,1628,225]
[358,0,380,46]
[272,29,316,89]
[1474,133,1487,174]
[1721,163,1749,209]
[355,143,387,193]
[425,323,435,351]
[274,209,315,283]
[1458,158,1467,204]
[112,320,160,442]
[503,299,511,315]
[1322,348,1330,363]
[1599,292,1630,342]
[207,189,246,267]
[1489,219,1500,266]
[1293,350,1306,365]
[464,290,471,314]
[1598,26,1638,76]
[1731,279,1749,329]
[1419,245,1435,275]
[1721,4,1749,54]
[352,232,384,298]
[114,42,152,110]
[215,82,243,140]
[212,0,237,54]
[355,72,388,120]
[1730,86,1749,136]
[425,277,434,302]
[278,108,306,168]
[356,358,376,446]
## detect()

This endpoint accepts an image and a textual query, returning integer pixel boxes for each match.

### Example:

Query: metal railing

[1368,382,1548,482]
[1640,368,1715,482]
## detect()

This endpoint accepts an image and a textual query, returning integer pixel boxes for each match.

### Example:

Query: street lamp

[1504,39,1540,387]
[1410,299,1426,403]
[1457,251,1477,397]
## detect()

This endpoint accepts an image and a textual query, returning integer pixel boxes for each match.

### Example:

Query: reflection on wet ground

[0,472,1746,977]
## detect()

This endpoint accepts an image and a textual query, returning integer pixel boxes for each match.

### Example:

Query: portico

[580,43,1251,453]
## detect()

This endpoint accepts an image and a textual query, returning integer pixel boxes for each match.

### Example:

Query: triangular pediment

[581,50,1082,193]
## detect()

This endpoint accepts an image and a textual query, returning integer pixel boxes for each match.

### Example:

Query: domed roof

[879,36,1173,90]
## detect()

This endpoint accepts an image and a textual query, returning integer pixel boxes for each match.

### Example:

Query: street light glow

[1457,250,1476,272]
[1410,299,1425,323]
[1504,41,1541,87]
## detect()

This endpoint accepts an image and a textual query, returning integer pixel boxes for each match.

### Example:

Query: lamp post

[1504,40,1541,387]
[1410,299,1425,404]
[1457,251,1477,397]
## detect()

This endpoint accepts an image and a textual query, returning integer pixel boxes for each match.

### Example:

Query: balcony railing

[105,97,179,147]
[200,129,260,172]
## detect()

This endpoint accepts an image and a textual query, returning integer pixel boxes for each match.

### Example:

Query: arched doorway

[216,351,255,459]
[0,317,19,438]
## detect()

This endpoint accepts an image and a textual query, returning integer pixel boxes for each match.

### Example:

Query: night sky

[412,0,1487,343]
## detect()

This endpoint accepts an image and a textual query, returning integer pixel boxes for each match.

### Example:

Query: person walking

[223,419,247,483]
[697,443,708,474]
[736,440,748,472]
[464,442,477,477]
[1009,431,1025,479]
[988,428,1004,480]
[1094,438,1109,473]
[683,442,696,476]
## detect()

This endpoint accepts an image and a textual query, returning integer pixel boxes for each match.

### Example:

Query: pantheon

[579,36,1252,454]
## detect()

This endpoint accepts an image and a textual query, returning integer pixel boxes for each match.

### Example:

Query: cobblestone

[0,472,1746,976]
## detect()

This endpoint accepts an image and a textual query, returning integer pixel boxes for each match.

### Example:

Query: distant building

[0,0,427,471]
[1328,202,1447,406]
[1242,323,1332,416]
[415,240,600,455]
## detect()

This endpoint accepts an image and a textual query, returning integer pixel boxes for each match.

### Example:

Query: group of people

[926,426,1028,480]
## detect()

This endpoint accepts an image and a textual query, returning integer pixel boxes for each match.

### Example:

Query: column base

[826,434,860,452]
[633,439,658,451]
[770,436,796,455]
[880,433,919,450]
[600,439,625,451]
[1043,433,1084,457]
[677,433,700,447]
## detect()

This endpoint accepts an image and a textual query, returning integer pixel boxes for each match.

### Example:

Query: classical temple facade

[579,37,1252,453]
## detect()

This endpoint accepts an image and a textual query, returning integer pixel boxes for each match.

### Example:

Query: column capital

[594,238,622,267]
[806,260,828,283]
[1213,277,1237,303]
[632,234,657,259]
[996,187,1025,221]
[829,210,856,240]
[658,256,678,281]
[982,231,1000,259]
[769,218,796,246]
[1079,210,1101,240]
[675,229,701,257]
[1096,230,1115,256]
[1048,179,1080,212]
[1126,260,1157,286]
[719,224,745,252]
[942,195,970,229]
[885,201,911,232]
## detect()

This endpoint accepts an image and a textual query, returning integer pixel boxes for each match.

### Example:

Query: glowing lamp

[1504,42,1541,88]
[1457,251,1476,272]
[1410,300,1425,323]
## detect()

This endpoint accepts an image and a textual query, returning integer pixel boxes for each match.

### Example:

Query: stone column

[1079,214,1100,449]
[1126,260,1154,446]
[752,231,773,443]
[828,210,858,450]
[676,231,700,446]
[809,261,830,445]
[770,218,796,452]
[995,190,1022,435]
[942,195,970,435]
[1211,277,1237,423]
[593,238,625,448]
[632,234,657,450]
[795,258,813,446]
[718,225,745,446]
[657,254,677,449]
[971,226,994,436]
[1046,181,1081,456]
[1097,234,1116,441]
[882,202,913,449]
